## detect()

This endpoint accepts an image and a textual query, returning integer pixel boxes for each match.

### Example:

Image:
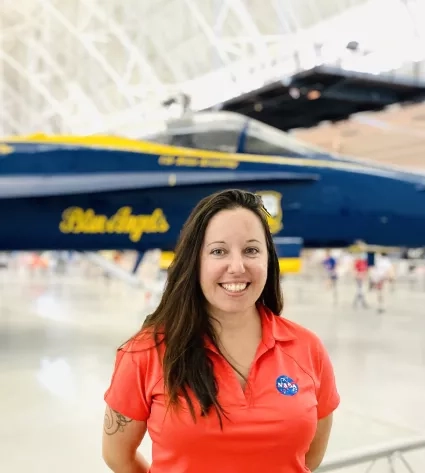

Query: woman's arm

[102,405,150,473]
[305,413,334,472]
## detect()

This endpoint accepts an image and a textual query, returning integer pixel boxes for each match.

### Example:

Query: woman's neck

[209,304,261,338]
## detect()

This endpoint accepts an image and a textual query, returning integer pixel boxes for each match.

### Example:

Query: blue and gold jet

[1,111,425,254]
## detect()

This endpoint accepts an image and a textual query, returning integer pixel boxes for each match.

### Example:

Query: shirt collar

[258,303,297,349]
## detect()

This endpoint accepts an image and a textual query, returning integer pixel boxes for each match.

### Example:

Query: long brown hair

[135,189,282,424]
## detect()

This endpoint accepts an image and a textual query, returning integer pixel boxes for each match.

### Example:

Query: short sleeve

[104,342,153,421]
[314,337,340,419]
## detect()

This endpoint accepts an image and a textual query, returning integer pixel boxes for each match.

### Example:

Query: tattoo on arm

[104,406,133,436]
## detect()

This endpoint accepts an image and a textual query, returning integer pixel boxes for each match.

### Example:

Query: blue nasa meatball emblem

[276,375,299,396]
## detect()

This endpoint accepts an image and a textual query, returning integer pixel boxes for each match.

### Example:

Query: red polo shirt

[104,305,340,473]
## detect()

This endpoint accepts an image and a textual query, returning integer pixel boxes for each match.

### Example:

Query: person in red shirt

[102,189,340,473]
[352,253,369,309]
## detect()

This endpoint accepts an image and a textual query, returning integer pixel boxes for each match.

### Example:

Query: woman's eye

[246,247,259,255]
[211,249,225,256]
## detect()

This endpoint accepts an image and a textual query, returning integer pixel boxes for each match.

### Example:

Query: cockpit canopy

[142,111,323,157]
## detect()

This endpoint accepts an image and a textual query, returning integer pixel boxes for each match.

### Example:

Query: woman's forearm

[132,452,150,473]
[107,452,150,473]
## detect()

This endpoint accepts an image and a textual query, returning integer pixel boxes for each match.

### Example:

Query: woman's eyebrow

[206,239,261,247]
[206,240,226,247]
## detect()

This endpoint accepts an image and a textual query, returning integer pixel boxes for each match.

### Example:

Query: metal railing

[317,436,425,472]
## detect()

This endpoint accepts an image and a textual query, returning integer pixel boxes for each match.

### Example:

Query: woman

[102,189,340,473]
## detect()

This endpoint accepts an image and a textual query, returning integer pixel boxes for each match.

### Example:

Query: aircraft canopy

[143,111,325,157]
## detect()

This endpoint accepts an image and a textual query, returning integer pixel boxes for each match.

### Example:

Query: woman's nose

[228,255,245,273]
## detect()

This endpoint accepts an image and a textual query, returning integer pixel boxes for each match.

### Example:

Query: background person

[369,252,394,313]
[323,249,338,305]
[352,253,369,309]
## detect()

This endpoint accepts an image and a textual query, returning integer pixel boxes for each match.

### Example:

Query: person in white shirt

[369,253,394,312]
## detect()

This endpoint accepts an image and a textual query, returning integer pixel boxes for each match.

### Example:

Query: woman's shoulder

[261,305,321,344]
[118,327,165,357]
[277,315,319,340]
[272,313,329,356]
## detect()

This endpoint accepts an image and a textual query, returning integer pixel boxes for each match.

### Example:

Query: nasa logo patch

[276,375,299,396]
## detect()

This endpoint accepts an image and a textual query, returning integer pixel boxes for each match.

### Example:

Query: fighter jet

[0,111,424,252]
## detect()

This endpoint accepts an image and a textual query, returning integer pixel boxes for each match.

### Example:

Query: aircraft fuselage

[0,137,424,250]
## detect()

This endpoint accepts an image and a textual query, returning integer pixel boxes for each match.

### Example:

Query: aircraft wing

[0,171,320,198]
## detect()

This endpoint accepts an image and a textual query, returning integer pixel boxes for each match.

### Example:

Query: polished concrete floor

[0,266,424,473]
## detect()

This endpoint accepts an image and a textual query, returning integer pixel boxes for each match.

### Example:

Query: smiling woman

[199,207,269,322]
[102,189,340,473]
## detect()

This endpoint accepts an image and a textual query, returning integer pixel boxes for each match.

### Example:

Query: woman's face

[199,207,268,319]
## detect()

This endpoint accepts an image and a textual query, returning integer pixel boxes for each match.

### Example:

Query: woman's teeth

[220,283,248,292]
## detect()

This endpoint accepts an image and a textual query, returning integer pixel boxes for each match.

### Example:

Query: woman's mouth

[219,283,250,293]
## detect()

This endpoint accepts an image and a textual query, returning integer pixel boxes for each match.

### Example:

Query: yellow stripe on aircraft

[278,257,302,274]
[1,132,376,173]
[159,251,175,270]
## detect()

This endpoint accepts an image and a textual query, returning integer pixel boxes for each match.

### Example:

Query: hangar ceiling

[1,0,425,156]
[293,103,425,172]
[0,0,405,137]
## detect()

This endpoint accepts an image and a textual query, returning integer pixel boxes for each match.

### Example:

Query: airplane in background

[0,111,425,264]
